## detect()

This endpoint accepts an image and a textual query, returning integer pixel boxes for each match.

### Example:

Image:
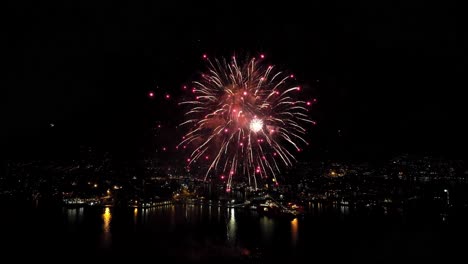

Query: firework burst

[179,54,316,190]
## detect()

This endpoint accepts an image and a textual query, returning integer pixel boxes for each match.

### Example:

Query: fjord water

[1,202,466,263]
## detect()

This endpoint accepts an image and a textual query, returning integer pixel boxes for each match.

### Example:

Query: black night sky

[4,1,466,160]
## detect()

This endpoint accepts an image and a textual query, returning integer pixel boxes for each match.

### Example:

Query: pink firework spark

[178,55,315,190]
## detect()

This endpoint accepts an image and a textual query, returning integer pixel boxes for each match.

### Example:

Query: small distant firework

[179,54,315,190]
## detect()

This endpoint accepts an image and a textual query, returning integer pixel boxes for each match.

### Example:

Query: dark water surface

[1,202,466,263]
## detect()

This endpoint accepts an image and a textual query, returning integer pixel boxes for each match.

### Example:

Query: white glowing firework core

[249,118,263,133]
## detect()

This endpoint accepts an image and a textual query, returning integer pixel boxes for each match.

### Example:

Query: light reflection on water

[62,203,353,255]
[1,200,452,261]
[227,208,237,245]
[260,216,275,244]
[291,218,298,247]
[101,207,112,248]
[340,205,349,216]
[92,204,287,247]
[65,207,84,226]
[133,208,138,223]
